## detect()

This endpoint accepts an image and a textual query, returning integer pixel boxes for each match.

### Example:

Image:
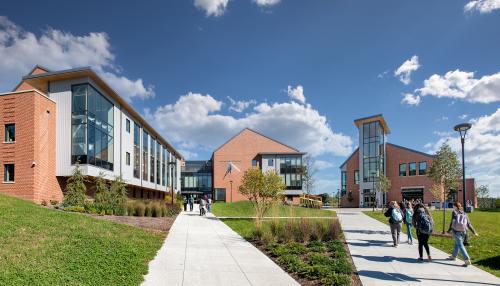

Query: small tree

[376,173,391,212]
[428,142,462,233]
[63,163,87,207]
[239,169,285,228]
[94,172,110,212]
[476,185,489,208]
[110,175,128,215]
[299,155,316,194]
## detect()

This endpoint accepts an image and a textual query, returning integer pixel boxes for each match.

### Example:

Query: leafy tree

[110,175,128,215]
[239,168,285,228]
[298,155,316,194]
[427,142,462,233]
[476,185,490,208]
[63,163,87,207]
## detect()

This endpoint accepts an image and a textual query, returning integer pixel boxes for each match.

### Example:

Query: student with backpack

[412,203,433,262]
[384,201,403,247]
[404,202,414,245]
[447,202,478,266]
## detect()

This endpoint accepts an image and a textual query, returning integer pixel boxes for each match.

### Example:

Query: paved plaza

[141,205,299,286]
[336,208,500,286]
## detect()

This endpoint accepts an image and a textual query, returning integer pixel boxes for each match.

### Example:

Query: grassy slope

[364,209,500,277]
[0,194,164,286]
[212,201,336,218]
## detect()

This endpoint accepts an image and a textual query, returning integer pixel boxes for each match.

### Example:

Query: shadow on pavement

[344,229,391,235]
[358,270,499,285]
[352,254,420,264]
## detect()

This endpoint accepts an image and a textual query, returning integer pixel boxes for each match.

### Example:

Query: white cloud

[227,96,257,113]
[315,178,340,194]
[148,92,352,157]
[394,55,420,85]
[401,93,421,106]
[254,0,281,6]
[287,85,306,104]
[465,0,500,13]
[194,0,229,17]
[315,160,335,170]
[377,70,389,79]
[0,16,154,101]
[425,108,500,197]
[459,114,469,120]
[416,69,500,104]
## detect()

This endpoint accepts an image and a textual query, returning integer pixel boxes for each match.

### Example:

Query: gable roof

[339,147,359,169]
[213,128,300,154]
[387,143,435,158]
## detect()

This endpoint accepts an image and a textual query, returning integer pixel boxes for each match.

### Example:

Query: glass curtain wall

[156,141,161,184]
[71,84,114,170]
[278,156,303,190]
[133,122,140,178]
[150,139,155,183]
[162,148,166,186]
[362,122,384,182]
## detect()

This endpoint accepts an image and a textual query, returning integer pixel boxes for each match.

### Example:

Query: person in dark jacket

[447,202,478,266]
[412,203,433,262]
[384,201,403,247]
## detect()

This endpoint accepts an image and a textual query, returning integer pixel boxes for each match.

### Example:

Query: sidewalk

[336,208,500,286]
[141,205,299,286]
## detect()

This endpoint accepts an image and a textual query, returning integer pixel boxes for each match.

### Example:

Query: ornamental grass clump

[134,201,146,217]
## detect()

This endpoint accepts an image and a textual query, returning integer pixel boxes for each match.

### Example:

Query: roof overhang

[354,114,390,134]
[258,152,306,156]
[22,67,184,160]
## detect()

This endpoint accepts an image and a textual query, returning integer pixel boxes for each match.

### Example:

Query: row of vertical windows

[279,156,303,190]
[133,122,141,178]
[399,161,427,176]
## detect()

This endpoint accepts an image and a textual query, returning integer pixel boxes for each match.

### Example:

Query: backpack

[391,208,403,223]
[405,209,413,224]
[452,211,468,232]
[416,208,433,234]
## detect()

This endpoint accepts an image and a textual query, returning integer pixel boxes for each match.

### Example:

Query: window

[362,121,384,182]
[341,171,347,191]
[354,170,359,184]
[125,119,130,133]
[162,147,166,186]
[71,84,114,170]
[399,163,407,176]
[156,141,161,185]
[133,122,140,178]
[4,124,15,142]
[4,164,14,182]
[268,159,274,166]
[142,131,149,180]
[252,160,257,168]
[409,162,417,176]
[126,152,131,166]
[150,138,155,183]
[419,161,427,175]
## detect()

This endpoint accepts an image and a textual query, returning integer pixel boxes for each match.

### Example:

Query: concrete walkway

[335,208,500,286]
[141,205,299,286]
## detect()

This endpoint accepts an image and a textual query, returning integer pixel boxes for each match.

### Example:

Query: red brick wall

[340,149,360,207]
[0,91,62,204]
[213,129,299,202]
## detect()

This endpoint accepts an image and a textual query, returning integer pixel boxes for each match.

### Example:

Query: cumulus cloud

[0,16,154,101]
[416,69,500,104]
[465,0,500,13]
[394,55,420,85]
[401,93,421,106]
[148,92,352,157]
[194,0,229,17]
[426,108,500,196]
[315,160,335,170]
[227,96,257,113]
[287,85,306,104]
[254,0,281,6]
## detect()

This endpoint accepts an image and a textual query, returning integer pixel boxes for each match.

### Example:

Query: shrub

[63,206,85,213]
[50,200,59,206]
[298,218,312,242]
[114,204,127,216]
[152,202,163,217]
[307,240,325,253]
[41,200,48,206]
[126,201,135,216]
[105,209,113,215]
[325,219,342,241]
[321,274,351,286]
[63,163,87,207]
[145,203,153,217]
[496,198,500,209]
[164,204,181,217]
[94,172,110,212]
[134,201,146,217]
[327,240,346,259]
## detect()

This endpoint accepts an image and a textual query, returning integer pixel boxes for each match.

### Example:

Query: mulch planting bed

[87,214,178,234]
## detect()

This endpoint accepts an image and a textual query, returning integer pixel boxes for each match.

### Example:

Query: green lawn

[0,194,165,286]
[212,201,336,218]
[364,209,500,277]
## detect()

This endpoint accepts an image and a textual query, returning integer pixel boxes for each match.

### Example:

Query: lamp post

[336,188,340,208]
[454,123,472,212]
[168,161,177,205]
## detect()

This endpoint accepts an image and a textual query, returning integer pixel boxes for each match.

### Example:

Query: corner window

[5,124,15,142]
[126,152,131,166]
[419,161,427,175]
[268,159,274,166]
[354,170,359,184]
[399,163,407,176]
[125,119,131,133]
[4,164,14,182]
[409,162,416,176]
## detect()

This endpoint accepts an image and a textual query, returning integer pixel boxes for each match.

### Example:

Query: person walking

[188,195,194,212]
[207,197,212,213]
[404,202,414,244]
[447,202,478,266]
[412,203,433,262]
[199,198,206,216]
[183,196,188,212]
[384,201,403,247]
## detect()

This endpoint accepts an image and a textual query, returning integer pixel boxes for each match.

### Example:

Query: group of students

[183,195,212,216]
[385,200,478,266]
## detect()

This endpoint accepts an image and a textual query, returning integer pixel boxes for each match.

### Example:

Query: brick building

[0,66,183,204]
[340,114,476,208]
[208,128,305,204]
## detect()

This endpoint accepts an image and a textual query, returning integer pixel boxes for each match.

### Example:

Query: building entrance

[363,191,376,207]
[402,188,424,202]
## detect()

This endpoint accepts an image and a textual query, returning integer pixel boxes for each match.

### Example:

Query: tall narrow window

[354,170,359,184]
[126,152,131,166]
[4,164,14,182]
[156,141,161,185]
[419,161,427,175]
[409,162,417,176]
[142,131,149,180]
[133,123,140,178]
[162,147,166,186]
[125,119,130,133]
[4,124,15,142]
[150,138,155,183]
[341,171,347,191]
[399,163,407,176]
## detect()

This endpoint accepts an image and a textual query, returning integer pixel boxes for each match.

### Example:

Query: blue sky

[1,0,499,196]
